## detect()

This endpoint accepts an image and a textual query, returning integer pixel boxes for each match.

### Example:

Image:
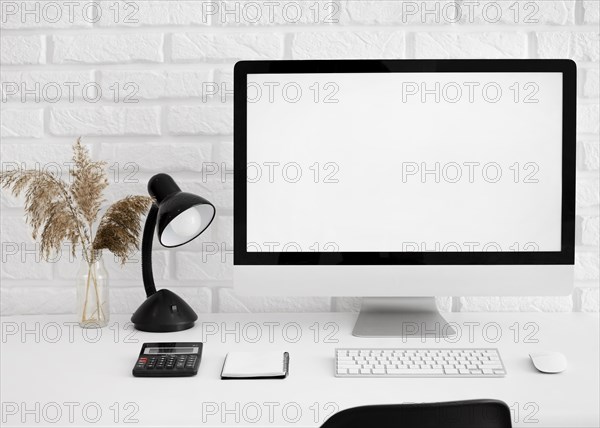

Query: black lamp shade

[148,174,216,248]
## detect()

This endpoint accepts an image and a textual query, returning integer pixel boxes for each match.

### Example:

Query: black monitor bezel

[234,59,576,265]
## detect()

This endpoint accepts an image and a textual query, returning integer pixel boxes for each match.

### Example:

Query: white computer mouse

[529,351,567,374]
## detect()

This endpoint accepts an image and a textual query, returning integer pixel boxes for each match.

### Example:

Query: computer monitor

[233,60,576,337]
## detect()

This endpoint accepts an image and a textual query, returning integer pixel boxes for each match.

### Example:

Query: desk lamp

[131,174,216,332]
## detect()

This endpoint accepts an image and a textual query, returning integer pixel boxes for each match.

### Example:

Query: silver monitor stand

[352,297,456,338]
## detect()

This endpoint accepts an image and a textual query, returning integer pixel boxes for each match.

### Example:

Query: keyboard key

[388,369,445,375]
[338,365,358,370]
[481,364,503,369]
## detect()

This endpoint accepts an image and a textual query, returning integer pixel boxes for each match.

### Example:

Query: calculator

[132,342,203,377]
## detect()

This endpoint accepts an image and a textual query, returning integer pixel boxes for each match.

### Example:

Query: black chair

[321,399,512,428]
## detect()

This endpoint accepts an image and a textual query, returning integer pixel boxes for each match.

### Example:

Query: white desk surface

[1,312,598,428]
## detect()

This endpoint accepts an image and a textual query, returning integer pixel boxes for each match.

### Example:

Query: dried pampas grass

[93,196,152,264]
[0,138,153,264]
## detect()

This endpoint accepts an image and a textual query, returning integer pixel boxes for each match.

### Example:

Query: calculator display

[146,346,198,355]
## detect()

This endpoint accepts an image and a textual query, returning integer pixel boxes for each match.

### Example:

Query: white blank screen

[246,72,563,252]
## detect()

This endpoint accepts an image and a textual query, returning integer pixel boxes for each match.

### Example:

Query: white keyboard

[335,348,506,378]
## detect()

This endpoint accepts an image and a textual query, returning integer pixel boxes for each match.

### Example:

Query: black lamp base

[131,289,198,332]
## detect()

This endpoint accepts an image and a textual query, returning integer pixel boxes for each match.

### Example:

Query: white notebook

[221,351,289,379]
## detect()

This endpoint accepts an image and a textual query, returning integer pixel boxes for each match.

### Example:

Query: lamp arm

[141,204,159,298]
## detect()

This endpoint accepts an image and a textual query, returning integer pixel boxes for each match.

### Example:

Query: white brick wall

[1,0,598,315]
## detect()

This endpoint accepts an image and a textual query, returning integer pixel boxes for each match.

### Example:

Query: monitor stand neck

[352,297,456,338]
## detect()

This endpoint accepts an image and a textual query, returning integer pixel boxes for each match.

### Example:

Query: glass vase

[76,250,109,328]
